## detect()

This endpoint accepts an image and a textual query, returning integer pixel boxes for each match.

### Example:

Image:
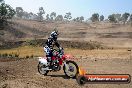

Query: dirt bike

[37,49,79,78]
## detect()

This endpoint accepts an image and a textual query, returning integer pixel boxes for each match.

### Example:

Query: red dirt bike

[38,49,79,78]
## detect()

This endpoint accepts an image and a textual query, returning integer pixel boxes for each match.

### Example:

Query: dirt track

[0,56,132,88]
[1,17,132,88]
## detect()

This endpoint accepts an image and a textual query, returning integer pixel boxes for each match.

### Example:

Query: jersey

[45,38,60,51]
[44,37,63,64]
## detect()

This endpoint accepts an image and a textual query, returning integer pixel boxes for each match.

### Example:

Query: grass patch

[0,46,44,58]
[0,45,129,59]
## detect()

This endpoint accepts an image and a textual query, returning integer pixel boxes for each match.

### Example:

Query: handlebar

[52,48,64,56]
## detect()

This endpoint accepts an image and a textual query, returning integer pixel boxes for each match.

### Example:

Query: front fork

[63,60,69,71]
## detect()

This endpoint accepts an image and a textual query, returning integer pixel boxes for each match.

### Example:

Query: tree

[108,14,116,23]
[32,14,38,20]
[37,7,45,21]
[80,16,84,22]
[29,12,33,19]
[16,7,23,18]
[91,13,99,22]
[72,18,76,21]
[122,12,130,24]
[55,15,63,21]
[73,17,78,22]
[73,16,84,22]
[113,14,121,22]
[50,12,56,21]
[64,12,72,21]
[46,14,50,21]
[0,2,15,29]
[6,5,15,19]
[22,11,30,19]
[75,17,80,22]
[0,0,4,3]
[129,14,132,26]
[100,15,104,21]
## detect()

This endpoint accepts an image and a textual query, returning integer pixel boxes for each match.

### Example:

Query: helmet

[50,29,58,41]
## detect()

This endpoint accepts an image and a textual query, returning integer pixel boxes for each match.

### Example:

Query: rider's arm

[55,40,60,48]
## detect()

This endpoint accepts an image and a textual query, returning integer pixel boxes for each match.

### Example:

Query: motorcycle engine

[52,60,61,71]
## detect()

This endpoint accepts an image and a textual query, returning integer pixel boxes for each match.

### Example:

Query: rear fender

[38,57,48,65]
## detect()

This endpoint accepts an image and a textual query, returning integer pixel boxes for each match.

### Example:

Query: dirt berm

[0,39,105,50]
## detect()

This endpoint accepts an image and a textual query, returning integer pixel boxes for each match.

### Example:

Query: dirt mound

[1,19,132,48]
[0,39,105,50]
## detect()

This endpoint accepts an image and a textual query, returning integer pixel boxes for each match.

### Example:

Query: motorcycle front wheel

[63,60,79,78]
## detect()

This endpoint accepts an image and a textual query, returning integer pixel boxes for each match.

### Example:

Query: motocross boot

[47,57,53,69]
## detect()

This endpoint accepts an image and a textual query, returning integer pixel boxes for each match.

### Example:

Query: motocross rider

[44,29,62,69]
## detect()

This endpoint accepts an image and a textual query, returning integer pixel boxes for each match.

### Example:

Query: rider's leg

[44,46,52,66]
[46,55,51,66]
[46,51,53,68]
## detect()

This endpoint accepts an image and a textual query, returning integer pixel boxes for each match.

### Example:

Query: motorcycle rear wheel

[63,60,79,78]
[38,62,49,75]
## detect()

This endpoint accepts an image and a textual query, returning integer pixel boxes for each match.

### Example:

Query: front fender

[63,54,74,60]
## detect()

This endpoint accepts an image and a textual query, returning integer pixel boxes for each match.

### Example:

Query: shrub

[14,53,19,58]
[8,54,13,58]
[26,55,29,58]
[30,54,34,58]
[0,53,1,58]
[2,53,8,57]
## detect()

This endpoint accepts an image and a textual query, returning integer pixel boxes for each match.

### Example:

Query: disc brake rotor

[66,63,77,76]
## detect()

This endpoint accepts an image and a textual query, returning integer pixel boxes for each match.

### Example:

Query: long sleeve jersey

[44,38,60,50]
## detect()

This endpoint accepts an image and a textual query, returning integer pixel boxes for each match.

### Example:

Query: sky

[4,0,132,20]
